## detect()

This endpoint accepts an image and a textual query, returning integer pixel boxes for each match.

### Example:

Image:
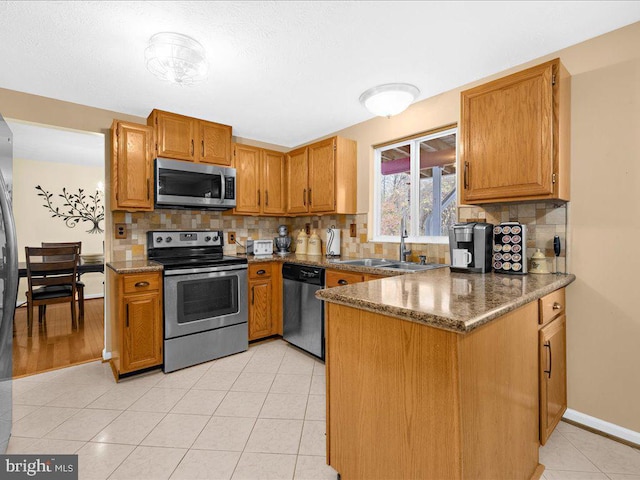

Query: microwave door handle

[219,172,226,203]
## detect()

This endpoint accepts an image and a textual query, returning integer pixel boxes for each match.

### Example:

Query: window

[373,126,457,243]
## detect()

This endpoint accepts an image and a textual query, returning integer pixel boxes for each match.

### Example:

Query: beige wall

[326,22,640,432]
[14,158,106,302]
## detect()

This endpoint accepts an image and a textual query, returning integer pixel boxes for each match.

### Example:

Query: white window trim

[372,127,457,245]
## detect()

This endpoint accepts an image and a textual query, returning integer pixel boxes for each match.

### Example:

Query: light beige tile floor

[7,338,640,480]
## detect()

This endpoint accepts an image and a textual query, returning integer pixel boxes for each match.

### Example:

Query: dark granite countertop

[316,267,575,334]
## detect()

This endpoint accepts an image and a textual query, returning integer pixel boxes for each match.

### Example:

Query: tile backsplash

[111,200,567,271]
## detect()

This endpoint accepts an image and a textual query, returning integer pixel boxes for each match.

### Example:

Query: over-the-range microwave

[155,157,236,210]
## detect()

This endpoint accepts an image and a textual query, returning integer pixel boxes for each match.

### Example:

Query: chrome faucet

[399,215,411,262]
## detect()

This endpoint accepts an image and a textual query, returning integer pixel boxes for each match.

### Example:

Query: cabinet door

[262,149,286,215]
[308,138,336,213]
[154,111,196,161]
[286,147,309,214]
[234,144,262,214]
[249,278,273,340]
[539,314,567,445]
[112,121,153,211]
[199,121,232,166]
[461,62,554,203]
[122,292,162,373]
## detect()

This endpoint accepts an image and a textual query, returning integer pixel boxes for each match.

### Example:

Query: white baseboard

[563,408,640,446]
[102,349,112,361]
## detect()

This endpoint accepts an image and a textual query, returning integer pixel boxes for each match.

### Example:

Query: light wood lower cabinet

[539,288,568,445]
[325,301,540,480]
[108,269,163,380]
[248,263,282,341]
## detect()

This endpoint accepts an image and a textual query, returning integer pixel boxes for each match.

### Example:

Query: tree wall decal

[35,185,105,234]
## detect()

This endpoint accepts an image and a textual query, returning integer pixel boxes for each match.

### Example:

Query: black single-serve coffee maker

[448,222,494,273]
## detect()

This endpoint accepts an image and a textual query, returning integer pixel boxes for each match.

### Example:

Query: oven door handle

[163,264,248,276]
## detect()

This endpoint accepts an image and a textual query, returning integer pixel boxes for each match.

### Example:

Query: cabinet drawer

[326,270,364,288]
[249,263,272,279]
[539,288,566,325]
[123,273,160,294]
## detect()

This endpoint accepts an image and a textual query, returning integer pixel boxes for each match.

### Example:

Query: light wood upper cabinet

[233,144,286,216]
[200,120,232,166]
[262,149,286,215]
[460,58,570,204]
[286,136,357,215]
[148,109,232,165]
[234,144,262,214]
[308,138,335,213]
[110,120,154,212]
[286,147,309,214]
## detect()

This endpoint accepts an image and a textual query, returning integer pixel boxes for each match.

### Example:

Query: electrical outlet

[305,223,311,235]
[228,231,236,244]
[115,223,127,239]
[350,224,357,237]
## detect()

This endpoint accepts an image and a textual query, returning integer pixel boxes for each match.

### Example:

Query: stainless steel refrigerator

[0,114,18,453]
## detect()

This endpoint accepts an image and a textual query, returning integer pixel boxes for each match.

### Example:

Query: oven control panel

[148,230,223,248]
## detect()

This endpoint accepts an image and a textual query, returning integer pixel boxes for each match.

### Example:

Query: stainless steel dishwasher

[282,263,325,359]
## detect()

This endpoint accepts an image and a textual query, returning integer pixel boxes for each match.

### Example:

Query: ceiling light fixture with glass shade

[359,83,420,118]
[145,32,208,86]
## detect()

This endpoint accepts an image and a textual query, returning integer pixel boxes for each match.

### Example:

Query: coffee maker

[448,222,493,273]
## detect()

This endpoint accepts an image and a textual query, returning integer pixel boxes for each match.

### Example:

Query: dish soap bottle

[296,229,308,254]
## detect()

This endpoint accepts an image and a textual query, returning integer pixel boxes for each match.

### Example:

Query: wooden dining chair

[41,241,85,321]
[25,245,80,337]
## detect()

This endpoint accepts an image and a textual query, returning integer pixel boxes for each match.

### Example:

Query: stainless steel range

[147,230,248,373]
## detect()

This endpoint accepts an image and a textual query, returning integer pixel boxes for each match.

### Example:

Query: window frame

[372,126,458,244]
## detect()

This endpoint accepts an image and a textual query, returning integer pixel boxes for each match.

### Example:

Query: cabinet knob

[257,269,266,275]
[552,302,562,310]
[338,279,348,285]
[135,281,150,288]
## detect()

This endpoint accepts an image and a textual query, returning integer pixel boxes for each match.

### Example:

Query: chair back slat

[25,246,80,292]
[41,242,82,262]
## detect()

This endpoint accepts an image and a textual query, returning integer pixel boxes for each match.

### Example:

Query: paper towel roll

[326,227,341,256]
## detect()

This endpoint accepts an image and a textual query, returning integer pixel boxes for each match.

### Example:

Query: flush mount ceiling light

[145,32,207,86]
[359,83,420,118]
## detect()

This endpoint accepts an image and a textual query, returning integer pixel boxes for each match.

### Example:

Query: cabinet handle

[308,188,312,205]
[552,302,562,310]
[257,269,266,275]
[338,279,348,285]
[464,161,470,189]
[191,139,194,156]
[201,139,204,157]
[251,285,255,305]
[544,341,552,378]
[147,178,150,200]
[303,189,307,206]
[257,190,261,206]
[126,304,129,328]
[135,281,150,288]
[265,190,269,206]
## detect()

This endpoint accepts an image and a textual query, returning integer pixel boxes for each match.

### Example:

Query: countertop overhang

[316,267,575,333]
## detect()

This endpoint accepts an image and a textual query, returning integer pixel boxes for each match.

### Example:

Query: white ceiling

[1,1,639,148]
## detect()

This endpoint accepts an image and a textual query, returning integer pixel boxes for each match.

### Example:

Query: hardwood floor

[12,297,104,378]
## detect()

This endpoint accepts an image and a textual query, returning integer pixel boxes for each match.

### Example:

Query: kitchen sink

[331,258,447,272]
[379,262,447,272]
[331,258,397,267]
